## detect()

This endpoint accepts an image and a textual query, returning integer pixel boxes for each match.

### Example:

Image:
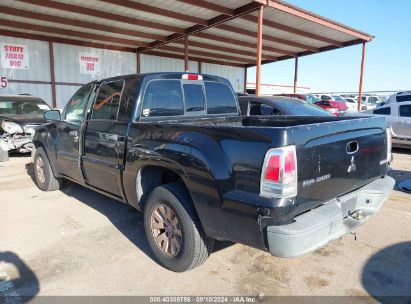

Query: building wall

[53,43,137,108]
[1,35,245,109]
[0,35,52,103]
[201,62,244,93]
[140,54,198,73]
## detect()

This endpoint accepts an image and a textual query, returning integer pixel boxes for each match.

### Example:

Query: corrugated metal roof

[0,0,374,67]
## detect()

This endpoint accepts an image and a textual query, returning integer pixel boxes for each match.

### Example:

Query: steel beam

[48,42,56,108]
[357,42,366,111]
[293,57,298,93]
[256,5,264,96]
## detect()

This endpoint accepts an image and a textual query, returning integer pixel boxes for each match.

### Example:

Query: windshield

[321,95,332,101]
[0,99,51,115]
[276,100,332,116]
[304,94,320,103]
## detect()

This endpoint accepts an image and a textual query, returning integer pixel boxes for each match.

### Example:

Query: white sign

[0,44,29,69]
[0,76,7,88]
[79,53,100,75]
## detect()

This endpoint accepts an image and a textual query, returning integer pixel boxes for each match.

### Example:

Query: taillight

[260,145,298,198]
[386,126,392,164]
[182,74,203,81]
[265,155,280,182]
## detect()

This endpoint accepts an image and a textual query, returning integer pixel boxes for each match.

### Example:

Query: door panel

[81,79,126,197]
[82,120,125,196]
[56,121,82,181]
[397,105,411,139]
[55,84,94,181]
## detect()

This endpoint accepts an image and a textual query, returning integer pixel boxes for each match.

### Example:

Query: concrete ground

[0,149,410,300]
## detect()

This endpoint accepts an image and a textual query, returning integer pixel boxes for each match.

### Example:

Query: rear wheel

[34,147,62,191]
[144,182,213,272]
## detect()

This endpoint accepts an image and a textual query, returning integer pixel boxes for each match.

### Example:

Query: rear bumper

[266,175,395,257]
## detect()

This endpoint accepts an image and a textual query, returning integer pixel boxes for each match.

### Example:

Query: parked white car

[360,95,383,111]
[363,100,411,149]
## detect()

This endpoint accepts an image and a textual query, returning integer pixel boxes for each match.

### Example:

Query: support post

[136,52,141,74]
[255,5,263,96]
[184,36,189,72]
[198,61,202,74]
[293,57,298,93]
[48,41,56,109]
[357,42,366,111]
[244,67,247,93]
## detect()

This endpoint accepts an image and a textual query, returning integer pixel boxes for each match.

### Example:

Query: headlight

[23,126,37,135]
[1,121,24,134]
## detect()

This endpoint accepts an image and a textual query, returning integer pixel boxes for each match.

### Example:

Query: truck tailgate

[295,123,388,212]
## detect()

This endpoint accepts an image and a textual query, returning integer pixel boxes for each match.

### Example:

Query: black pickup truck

[32,72,394,272]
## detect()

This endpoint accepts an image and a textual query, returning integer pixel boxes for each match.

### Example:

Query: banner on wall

[79,53,101,75]
[0,44,30,69]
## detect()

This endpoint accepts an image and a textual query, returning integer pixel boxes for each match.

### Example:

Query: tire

[33,147,62,191]
[144,182,214,272]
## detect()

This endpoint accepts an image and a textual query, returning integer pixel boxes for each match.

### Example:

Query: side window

[91,80,124,120]
[373,107,391,115]
[183,84,205,112]
[63,84,93,121]
[204,82,237,114]
[399,105,411,117]
[396,95,411,103]
[142,80,184,117]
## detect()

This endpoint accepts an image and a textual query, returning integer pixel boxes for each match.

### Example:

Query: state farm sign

[0,44,29,69]
[79,53,100,75]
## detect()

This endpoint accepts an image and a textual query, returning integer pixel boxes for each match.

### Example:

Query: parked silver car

[364,100,411,148]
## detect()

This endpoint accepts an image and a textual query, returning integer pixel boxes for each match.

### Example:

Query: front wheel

[144,182,214,272]
[34,147,62,191]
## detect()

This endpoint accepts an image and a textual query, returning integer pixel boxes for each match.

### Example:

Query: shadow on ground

[25,162,233,264]
[362,242,411,304]
[0,251,39,303]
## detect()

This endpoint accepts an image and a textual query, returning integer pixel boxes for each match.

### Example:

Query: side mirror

[43,110,61,121]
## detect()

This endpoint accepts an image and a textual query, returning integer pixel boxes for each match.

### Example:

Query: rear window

[249,102,282,116]
[373,107,391,115]
[142,80,184,117]
[205,82,237,114]
[276,101,332,116]
[396,95,411,103]
[183,84,205,112]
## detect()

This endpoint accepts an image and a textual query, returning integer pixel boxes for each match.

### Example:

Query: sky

[246,0,411,93]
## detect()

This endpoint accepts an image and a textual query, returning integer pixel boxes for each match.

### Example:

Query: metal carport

[0,0,373,110]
